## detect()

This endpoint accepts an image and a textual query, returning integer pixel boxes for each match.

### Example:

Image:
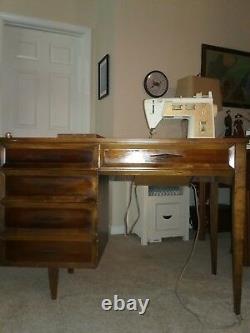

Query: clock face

[144,70,169,97]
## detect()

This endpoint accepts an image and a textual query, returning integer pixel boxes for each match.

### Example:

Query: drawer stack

[0,140,109,269]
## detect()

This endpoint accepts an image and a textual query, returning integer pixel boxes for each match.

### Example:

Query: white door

[1,25,89,137]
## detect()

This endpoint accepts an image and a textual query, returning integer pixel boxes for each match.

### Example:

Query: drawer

[5,205,97,229]
[100,145,230,169]
[155,203,180,231]
[4,240,95,266]
[5,175,97,198]
[3,144,98,168]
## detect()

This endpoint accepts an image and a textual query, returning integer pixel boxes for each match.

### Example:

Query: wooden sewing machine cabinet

[0,135,247,315]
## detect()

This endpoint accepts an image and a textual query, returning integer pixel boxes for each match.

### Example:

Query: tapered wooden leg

[48,268,59,300]
[232,144,246,315]
[68,268,74,274]
[209,179,218,275]
[198,181,207,240]
[245,191,250,266]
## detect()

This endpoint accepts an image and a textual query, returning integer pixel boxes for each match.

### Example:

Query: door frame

[0,12,91,136]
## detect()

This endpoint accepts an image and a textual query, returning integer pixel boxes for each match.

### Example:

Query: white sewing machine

[144,92,217,138]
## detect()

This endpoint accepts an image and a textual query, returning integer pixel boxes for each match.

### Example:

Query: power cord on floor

[174,183,243,330]
[124,180,243,328]
[124,179,140,235]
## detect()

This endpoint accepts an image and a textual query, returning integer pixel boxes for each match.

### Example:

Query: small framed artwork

[98,54,109,100]
[201,44,250,108]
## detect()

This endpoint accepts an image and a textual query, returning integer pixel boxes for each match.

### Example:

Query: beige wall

[94,0,115,137]
[102,0,250,230]
[109,0,250,138]
[0,0,96,27]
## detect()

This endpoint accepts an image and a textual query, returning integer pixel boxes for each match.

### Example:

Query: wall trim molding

[0,12,91,36]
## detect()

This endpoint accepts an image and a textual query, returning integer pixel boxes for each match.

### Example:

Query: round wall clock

[144,70,169,97]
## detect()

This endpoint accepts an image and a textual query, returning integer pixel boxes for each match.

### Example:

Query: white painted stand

[129,185,190,245]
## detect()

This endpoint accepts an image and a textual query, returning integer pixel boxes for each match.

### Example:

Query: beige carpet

[0,233,250,333]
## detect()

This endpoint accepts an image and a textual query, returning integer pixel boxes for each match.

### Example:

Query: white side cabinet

[129,185,190,245]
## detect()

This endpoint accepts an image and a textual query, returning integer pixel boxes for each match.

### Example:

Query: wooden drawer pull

[149,153,182,159]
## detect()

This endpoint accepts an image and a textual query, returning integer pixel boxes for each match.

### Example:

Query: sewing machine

[144,92,217,138]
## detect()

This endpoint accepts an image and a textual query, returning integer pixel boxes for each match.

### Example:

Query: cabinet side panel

[96,175,109,263]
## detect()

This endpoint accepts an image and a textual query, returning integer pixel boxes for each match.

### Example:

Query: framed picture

[98,54,109,100]
[201,44,250,108]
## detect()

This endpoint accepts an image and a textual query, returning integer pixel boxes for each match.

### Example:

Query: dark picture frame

[98,54,109,100]
[201,44,250,108]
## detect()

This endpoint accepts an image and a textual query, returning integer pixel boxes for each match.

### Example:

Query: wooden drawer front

[4,145,98,167]
[5,175,97,198]
[5,206,96,229]
[5,240,94,265]
[101,147,230,168]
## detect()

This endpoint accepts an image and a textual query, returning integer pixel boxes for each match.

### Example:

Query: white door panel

[49,73,71,130]
[16,71,38,127]
[1,25,88,137]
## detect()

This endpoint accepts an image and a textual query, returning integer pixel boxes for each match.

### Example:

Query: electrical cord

[124,178,243,328]
[174,184,203,324]
[174,183,243,329]
[124,180,141,235]
[124,181,133,235]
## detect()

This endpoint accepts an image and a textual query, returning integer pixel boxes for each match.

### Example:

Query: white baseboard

[110,224,125,235]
